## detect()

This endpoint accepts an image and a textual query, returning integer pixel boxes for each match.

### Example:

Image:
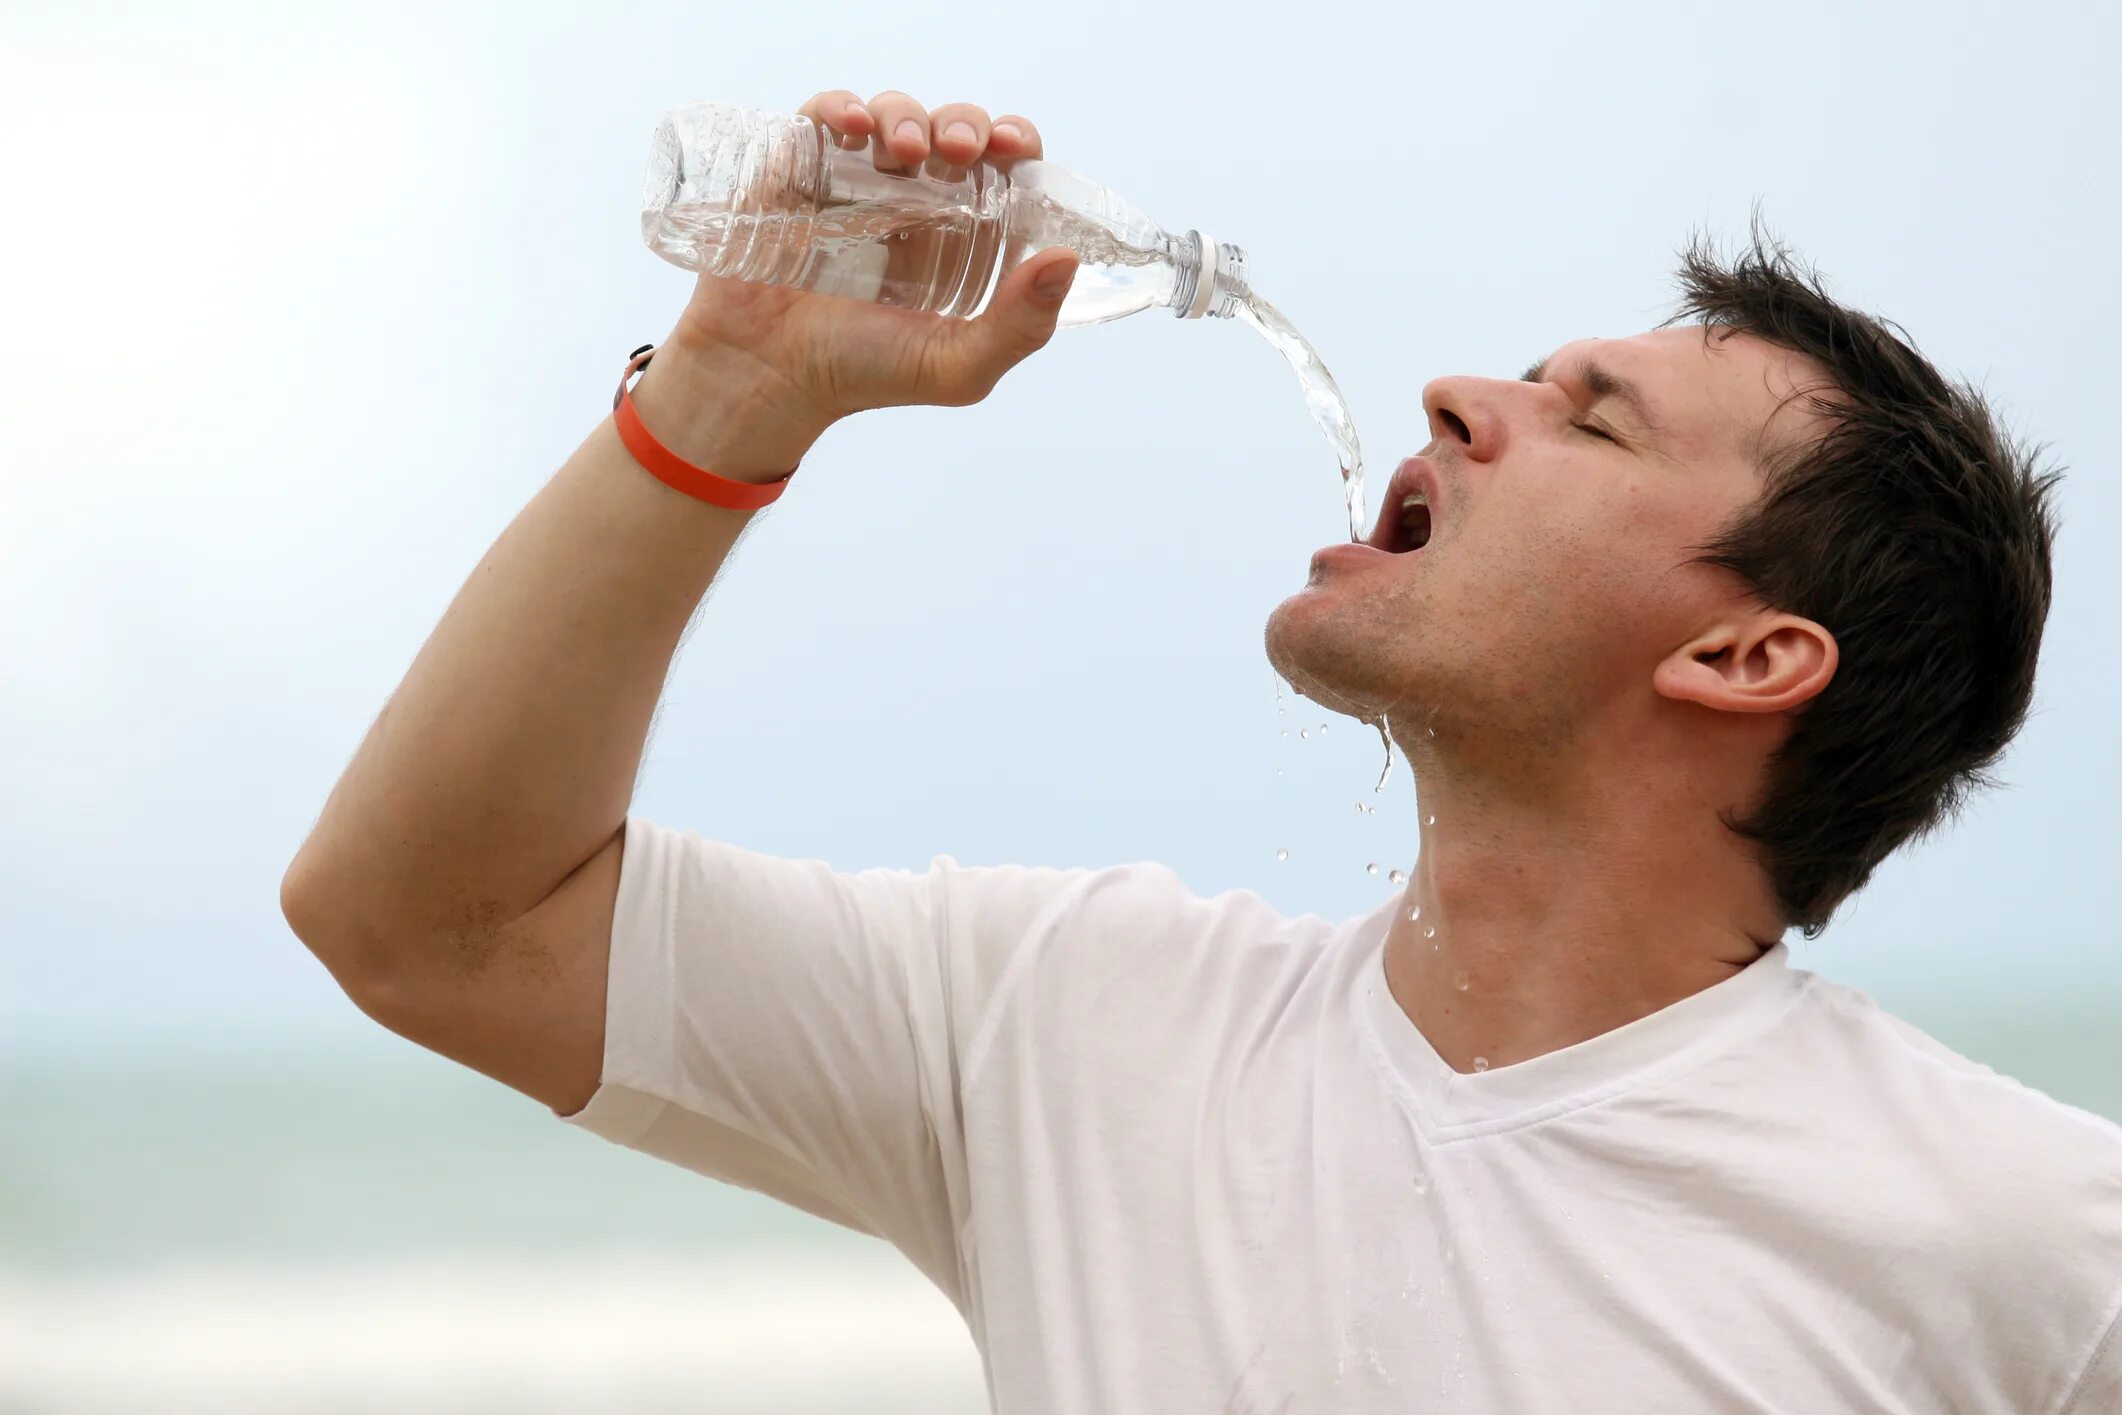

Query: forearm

[282,338,830,962]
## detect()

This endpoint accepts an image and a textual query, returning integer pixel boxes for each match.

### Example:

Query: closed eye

[1574,421,1617,443]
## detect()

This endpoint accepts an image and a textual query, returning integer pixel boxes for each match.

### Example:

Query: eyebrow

[1520,355,1664,440]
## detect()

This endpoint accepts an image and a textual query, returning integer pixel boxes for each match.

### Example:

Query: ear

[1653,613,1838,715]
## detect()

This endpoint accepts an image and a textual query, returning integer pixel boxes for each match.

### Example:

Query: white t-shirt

[561,815,2122,1413]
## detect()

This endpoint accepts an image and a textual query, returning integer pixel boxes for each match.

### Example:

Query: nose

[1420,376,1507,464]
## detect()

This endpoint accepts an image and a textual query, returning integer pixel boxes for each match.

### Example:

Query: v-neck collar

[1349,898,1811,1140]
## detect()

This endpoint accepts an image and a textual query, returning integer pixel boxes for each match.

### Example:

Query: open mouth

[1368,459,1438,554]
[1382,495,1432,554]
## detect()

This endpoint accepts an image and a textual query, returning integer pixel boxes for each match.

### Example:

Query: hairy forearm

[281,338,829,963]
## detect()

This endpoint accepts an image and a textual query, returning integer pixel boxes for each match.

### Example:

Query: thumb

[1026,248,1081,306]
[939,250,1078,398]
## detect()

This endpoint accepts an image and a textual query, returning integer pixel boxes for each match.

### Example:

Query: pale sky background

[3,0,2117,1070]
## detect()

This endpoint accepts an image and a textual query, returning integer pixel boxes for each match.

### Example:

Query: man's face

[1265,325,1831,744]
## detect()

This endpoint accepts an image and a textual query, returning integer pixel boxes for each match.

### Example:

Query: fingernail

[943,121,976,147]
[1035,261,1074,299]
[993,122,1023,143]
[895,119,925,146]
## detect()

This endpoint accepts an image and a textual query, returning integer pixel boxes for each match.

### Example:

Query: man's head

[1265,226,2060,936]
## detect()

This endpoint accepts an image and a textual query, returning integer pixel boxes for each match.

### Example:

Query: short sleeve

[2063,1287,2122,1415]
[558,814,1089,1307]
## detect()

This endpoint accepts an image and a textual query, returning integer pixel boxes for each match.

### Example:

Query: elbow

[280,852,392,1002]
[278,849,335,950]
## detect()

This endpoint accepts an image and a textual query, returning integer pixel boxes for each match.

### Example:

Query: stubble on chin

[1264,598,1406,726]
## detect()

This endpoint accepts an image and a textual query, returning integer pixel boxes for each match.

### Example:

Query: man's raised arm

[277,88,1077,1113]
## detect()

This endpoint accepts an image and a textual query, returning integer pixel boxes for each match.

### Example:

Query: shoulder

[1018,859,1334,987]
[1795,979,2122,1256]
[1744,981,2122,1398]
[955,858,1342,1071]
[942,855,1320,960]
[1807,980,2122,1164]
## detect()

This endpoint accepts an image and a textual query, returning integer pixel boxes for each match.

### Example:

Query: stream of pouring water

[1231,291,1367,544]
[1239,290,1399,803]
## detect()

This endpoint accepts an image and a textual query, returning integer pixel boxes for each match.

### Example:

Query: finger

[865,89,931,172]
[926,102,991,166]
[986,114,1043,162]
[933,248,1078,404]
[798,89,875,150]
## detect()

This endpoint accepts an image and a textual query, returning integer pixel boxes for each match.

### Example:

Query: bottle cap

[1177,232,1249,319]
[1180,230,1221,319]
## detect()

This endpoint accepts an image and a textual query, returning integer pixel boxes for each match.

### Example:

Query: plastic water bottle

[641,101,1249,329]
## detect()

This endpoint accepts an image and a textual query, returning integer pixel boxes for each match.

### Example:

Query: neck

[1378,723,1782,1073]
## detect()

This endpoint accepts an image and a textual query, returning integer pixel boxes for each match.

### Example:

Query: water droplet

[1355,802,1367,814]
[1372,716,1395,793]
[1423,925,1436,939]
[1275,848,1289,861]
[1409,905,1422,921]
[1365,862,1379,875]
[1300,728,1310,740]
[1280,728,1288,737]
[1275,768,1284,777]
[1454,970,1469,992]
[1472,1056,1489,1072]
[1389,869,1406,885]
[1319,722,1329,733]
[1425,814,1436,826]
[1426,726,1436,738]
[1412,1171,1430,1196]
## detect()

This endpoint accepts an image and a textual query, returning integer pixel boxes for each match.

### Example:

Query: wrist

[628,333,835,483]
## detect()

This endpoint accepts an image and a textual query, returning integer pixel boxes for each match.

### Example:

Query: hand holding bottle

[655,88,1082,451]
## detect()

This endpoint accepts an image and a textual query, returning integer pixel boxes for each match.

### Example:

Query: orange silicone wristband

[611,345,796,511]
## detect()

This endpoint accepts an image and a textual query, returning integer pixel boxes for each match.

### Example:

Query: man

[281,87,2122,1411]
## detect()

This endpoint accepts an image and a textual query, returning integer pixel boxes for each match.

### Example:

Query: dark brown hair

[1667,220,2062,937]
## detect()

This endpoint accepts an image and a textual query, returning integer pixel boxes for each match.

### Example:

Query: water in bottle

[642,102,1369,541]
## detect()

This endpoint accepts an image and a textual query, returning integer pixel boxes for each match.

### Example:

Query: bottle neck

[1170,231,1248,319]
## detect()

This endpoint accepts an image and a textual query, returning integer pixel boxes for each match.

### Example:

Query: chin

[1264,593,1399,721]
